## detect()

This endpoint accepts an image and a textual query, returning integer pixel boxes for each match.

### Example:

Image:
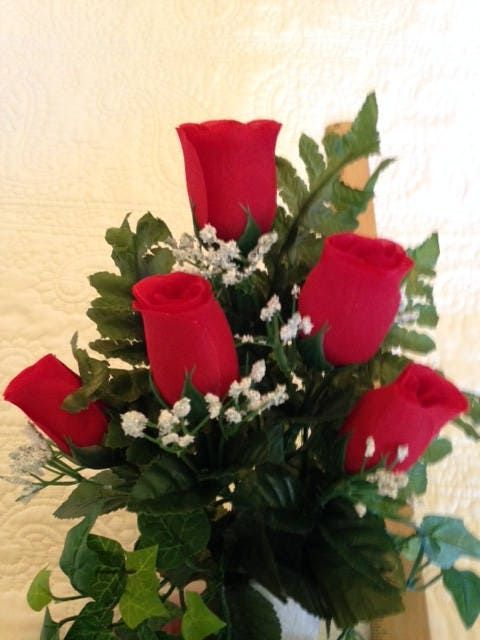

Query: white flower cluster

[366,468,409,499]
[395,289,421,327]
[279,312,313,345]
[226,360,288,418]
[1,424,51,501]
[120,398,195,450]
[170,224,278,287]
[260,295,282,322]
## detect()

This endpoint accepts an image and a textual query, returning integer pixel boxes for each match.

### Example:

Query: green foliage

[119,546,168,629]
[40,609,60,640]
[454,392,480,440]
[422,438,452,464]
[64,602,115,639]
[181,591,226,640]
[420,516,480,569]
[226,585,281,640]
[137,510,210,570]
[27,568,52,611]
[443,568,480,629]
[383,326,436,354]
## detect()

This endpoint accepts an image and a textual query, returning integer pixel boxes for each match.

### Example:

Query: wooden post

[329,122,431,640]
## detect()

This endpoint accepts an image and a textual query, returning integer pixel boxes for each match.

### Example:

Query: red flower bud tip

[298,233,414,365]
[177,119,281,241]
[342,363,468,473]
[4,354,108,454]
[132,272,239,405]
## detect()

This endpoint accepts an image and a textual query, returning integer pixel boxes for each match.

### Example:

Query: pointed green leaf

[60,511,99,593]
[40,609,60,640]
[182,591,225,640]
[27,567,52,611]
[89,271,133,303]
[238,210,262,254]
[384,326,436,354]
[226,585,281,640]
[137,510,210,569]
[443,568,480,629]
[299,133,325,188]
[64,601,114,639]
[119,546,168,629]
[297,326,333,371]
[106,215,137,281]
[421,516,480,568]
[276,157,309,217]
[422,438,452,464]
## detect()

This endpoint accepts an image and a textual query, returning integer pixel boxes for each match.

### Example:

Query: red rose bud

[4,354,108,454]
[341,363,468,473]
[162,618,182,635]
[177,119,281,241]
[132,272,239,405]
[298,233,414,365]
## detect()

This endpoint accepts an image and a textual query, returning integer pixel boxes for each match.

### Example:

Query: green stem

[406,539,425,589]
[53,594,88,603]
[414,572,443,591]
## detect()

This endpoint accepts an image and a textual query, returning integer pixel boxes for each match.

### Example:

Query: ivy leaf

[420,516,480,568]
[40,609,60,640]
[276,157,309,217]
[60,511,100,594]
[27,567,52,611]
[181,591,226,640]
[299,133,325,189]
[443,568,480,629]
[64,602,115,639]
[87,535,127,607]
[226,585,281,640]
[137,510,210,570]
[119,546,168,629]
[422,438,452,465]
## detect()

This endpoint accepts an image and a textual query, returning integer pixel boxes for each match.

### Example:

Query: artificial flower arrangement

[3,93,480,640]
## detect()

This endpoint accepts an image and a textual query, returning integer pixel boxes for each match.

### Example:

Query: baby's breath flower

[364,436,376,458]
[354,502,367,518]
[228,377,252,400]
[224,408,243,424]
[397,444,409,463]
[280,312,302,345]
[291,372,305,391]
[300,315,313,336]
[177,434,195,448]
[121,411,149,438]
[161,433,181,446]
[245,389,262,411]
[205,393,222,419]
[260,295,281,322]
[199,224,218,244]
[367,469,409,499]
[250,360,266,383]
[172,398,191,419]
[222,269,240,286]
[158,410,179,435]
[291,284,301,299]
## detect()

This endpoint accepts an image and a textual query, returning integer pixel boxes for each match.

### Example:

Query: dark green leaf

[137,510,210,569]
[119,546,168,629]
[181,591,225,640]
[89,339,147,366]
[443,568,480,629]
[144,247,174,276]
[60,511,100,594]
[297,326,332,371]
[421,516,480,568]
[89,271,133,300]
[62,334,110,412]
[87,535,127,607]
[135,213,172,259]
[276,157,309,217]
[406,462,427,496]
[422,438,452,465]
[64,601,114,639]
[27,567,52,611]
[40,609,60,640]
[106,216,137,281]
[87,307,144,341]
[299,133,325,189]
[226,585,281,640]
[69,443,124,470]
[238,210,262,254]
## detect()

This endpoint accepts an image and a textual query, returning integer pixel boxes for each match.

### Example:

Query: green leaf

[60,511,99,594]
[297,326,332,371]
[129,456,215,514]
[144,247,174,276]
[384,326,436,354]
[323,93,379,164]
[89,339,146,366]
[135,213,172,260]
[87,307,144,341]
[40,609,60,640]
[64,601,115,639]
[119,546,168,629]
[181,591,226,640]
[406,462,427,496]
[226,585,281,640]
[453,393,480,441]
[69,443,124,470]
[422,438,452,464]
[106,215,137,281]
[89,271,133,303]
[27,567,52,611]
[299,133,325,189]
[238,210,262,254]
[137,510,210,570]
[408,233,440,273]
[421,516,480,568]
[87,534,127,607]
[443,568,480,629]
[62,334,110,412]
[276,157,309,217]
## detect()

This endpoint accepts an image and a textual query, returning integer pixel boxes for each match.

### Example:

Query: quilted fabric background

[1,1,479,638]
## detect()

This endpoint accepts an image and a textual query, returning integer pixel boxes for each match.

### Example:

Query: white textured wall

[1,1,479,638]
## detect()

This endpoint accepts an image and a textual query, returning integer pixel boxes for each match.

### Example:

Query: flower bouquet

[4,93,480,640]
